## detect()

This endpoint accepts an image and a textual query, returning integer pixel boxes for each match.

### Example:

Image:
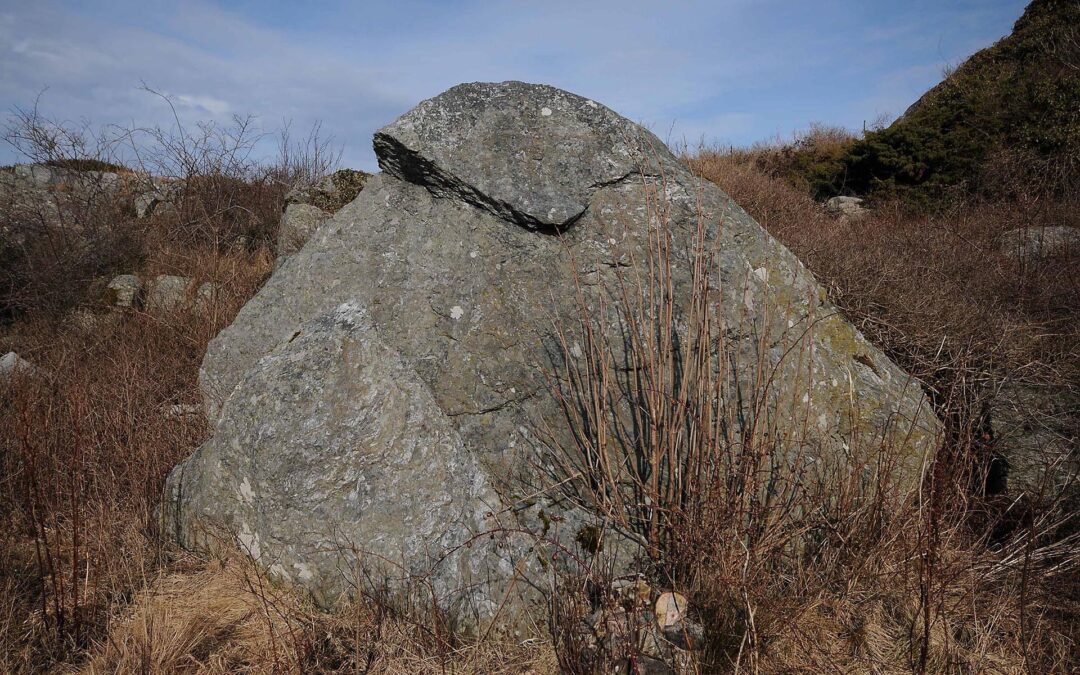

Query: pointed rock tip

[374,81,682,230]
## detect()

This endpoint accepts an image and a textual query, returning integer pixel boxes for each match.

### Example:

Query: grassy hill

[841,0,1080,204]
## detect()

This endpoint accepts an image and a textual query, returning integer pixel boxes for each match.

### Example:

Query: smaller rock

[1000,226,1079,263]
[196,281,220,306]
[104,274,142,308]
[134,178,180,219]
[70,308,119,333]
[163,403,204,421]
[145,275,194,313]
[654,592,688,629]
[277,203,331,258]
[284,168,370,213]
[144,276,219,313]
[825,195,869,220]
[0,351,37,381]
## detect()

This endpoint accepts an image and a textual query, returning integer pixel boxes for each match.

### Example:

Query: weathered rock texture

[104,274,142,308]
[144,275,218,313]
[276,169,370,262]
[1,164,122,233]
[825,195,868,220]
[284,169,371,213]
[276,203,331,259]
[164,81,940,626]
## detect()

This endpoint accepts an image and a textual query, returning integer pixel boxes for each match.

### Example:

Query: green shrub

[841,0,1080,205]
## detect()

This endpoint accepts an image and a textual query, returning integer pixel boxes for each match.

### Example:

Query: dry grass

[685,148,1080,383]
[79,553,556,675]
[0,246,271,672]
[544,155,1078,672]
[1,103,556,675]
[2,104,1078,673]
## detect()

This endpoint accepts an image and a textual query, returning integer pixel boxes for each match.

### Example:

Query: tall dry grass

[2,97,1078,673]
[1,97,558,674]
[1,100,296,671]
[545,160,1078,672]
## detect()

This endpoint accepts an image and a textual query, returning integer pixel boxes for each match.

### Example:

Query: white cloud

[172,94,232,116]
[0,0,1029,169]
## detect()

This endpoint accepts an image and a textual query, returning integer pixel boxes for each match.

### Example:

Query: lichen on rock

[164,81,941,629]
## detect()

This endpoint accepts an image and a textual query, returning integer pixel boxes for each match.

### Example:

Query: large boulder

[164,81,940,626]
[163,303,517,617]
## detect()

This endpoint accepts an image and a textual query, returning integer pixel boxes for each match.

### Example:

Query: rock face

[373,82,675,230]
[276,203,332,259]
[164,82,940,626]
[276,169,371,260]
[164,303,515,616]
[1,164,121,231]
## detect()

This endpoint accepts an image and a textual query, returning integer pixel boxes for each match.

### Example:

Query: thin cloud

[0,0,1029,170]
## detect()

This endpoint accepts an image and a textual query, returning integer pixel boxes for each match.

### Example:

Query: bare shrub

[1,89,341,320]
[547,164,1079,672]
[0,90,338,671]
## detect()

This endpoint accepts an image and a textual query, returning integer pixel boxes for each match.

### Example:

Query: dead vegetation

[541,154,1078,672]
[1,98,1077,674]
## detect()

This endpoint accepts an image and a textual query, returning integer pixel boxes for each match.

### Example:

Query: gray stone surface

[163,303,522,618]
[277,203,331,258]
[1000,226,1079,263]
[1,164,121,231]
[0,351,36,381]
[285,169,371,213]
[990,381,1078,498]
[374,81,681,231]
[825,195,868,219]
[134,177,181,219]
[167,81,941,625]
[145,275,192,313]
[104,274,142,308]
[196,281,220,306]
[143,275,218,313]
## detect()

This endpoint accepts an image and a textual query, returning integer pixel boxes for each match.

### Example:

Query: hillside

[841,0,1080,203]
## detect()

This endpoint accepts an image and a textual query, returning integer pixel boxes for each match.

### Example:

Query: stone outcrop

[825,195,868,220]
[1000,226,1079,263]
[134,178,181,219]
[276,169,371,260]
[104,274,142,308]
[1,163,122,231]
[144,275,218,313]
[163,82,940,627]
[276,203,332,259]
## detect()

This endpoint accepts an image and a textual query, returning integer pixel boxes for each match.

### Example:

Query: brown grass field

[1,114,1077,672]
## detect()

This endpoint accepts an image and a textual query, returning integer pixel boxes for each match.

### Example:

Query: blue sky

[0,0,1029,170]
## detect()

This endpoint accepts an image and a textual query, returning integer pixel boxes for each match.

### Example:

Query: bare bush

[0,91,343,671]
[547,164,1079,672]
